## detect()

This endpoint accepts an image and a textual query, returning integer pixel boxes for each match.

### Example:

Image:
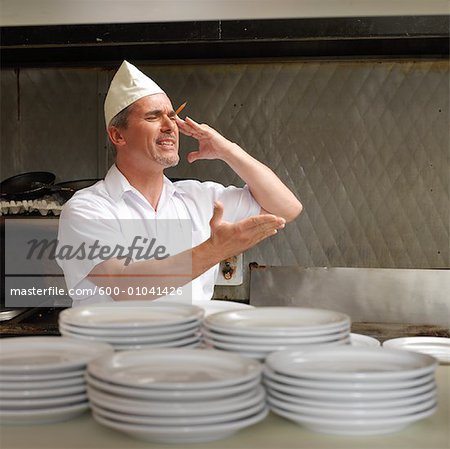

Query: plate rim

[204,307,350,335]
[87,348,262,390]
[265,346,438,380]
[0,336,113,373]
[60,304,204,329]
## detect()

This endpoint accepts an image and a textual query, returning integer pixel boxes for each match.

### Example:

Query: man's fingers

[240,214,285,231]
[177,116,214,142]
[238,222,281,250]
[208,211,284,259]
[251,222,281,242]
[251,228,279,246]
[176,118,195,137]
[176,125,194,137]
[177,124,202,140]
[185,116,202,128]
[187,151,201,163]
[184,117,209,138]
[233,214,285,249]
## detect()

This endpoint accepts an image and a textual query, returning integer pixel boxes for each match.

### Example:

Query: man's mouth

[156,138,177,149]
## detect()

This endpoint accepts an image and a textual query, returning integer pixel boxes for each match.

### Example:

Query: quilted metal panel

[0,69,20,180]
[144,60,449,270]
[1,60,448,278]
[1,68,99,181]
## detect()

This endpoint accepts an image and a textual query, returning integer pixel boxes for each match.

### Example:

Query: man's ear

[107,127,126,147]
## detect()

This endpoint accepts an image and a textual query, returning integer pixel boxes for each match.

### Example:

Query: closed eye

[144,110,176,121]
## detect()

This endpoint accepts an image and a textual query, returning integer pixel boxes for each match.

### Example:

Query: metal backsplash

[249,266,450,327]
[1,60,449,285]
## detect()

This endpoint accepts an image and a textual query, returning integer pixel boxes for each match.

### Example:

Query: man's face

[118,93,180,169]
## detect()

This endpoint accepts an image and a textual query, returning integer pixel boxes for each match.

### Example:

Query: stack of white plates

[59,303,204,350]
[86,348,267,443]
[383,337,450,364]
[202,307,351,360]
[0,336,113,425]
[264,346,438,435]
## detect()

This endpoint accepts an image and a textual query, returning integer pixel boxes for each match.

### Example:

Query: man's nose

[161,115,176,132]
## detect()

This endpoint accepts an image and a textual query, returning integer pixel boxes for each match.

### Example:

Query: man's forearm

[88,205,285,300]
[88,244,218,301]
[121,240,221,285]
[222,144,302,222]
[176,116,302,222]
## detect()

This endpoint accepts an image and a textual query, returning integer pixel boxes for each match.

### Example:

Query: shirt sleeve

[202,182,261,222]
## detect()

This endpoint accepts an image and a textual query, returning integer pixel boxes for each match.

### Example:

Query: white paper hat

[104,60,165,127]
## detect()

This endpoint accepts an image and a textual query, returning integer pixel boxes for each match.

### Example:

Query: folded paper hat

[104,60,165,127]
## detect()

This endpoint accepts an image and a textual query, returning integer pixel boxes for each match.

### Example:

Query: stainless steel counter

[1,366,449,449]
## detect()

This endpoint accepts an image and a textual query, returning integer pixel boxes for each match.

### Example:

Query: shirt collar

[104,164,133,201]
[104,164,185,202]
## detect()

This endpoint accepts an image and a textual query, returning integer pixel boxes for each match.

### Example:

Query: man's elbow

[284,201,303,223]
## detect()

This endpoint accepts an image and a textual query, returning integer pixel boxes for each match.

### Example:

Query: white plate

[58,319,201,337]
[264,377,436,401]
[263,366,435,390]
[88,348,261,389]
[59,330,201,349]
[112,339,203,352]
[267,384,437,409]
[204,336,350,354]
[90,399,266,426]
[0,383,86,399]
[202,327,350,345]
[0,369,86,382]
[267,394,437,418]
[203,320,350,340]
[87,384,265,416]
[195,300,254,316]
[350,333,380,347]
[0,337,113,374]
[269,403,437,436]
[204,340,350,362]
[59,304,204,329]
[86,373,261,401]
[201,347,267,361]
[383,337,450,364]
[59,323,198,344]
[0,375,85,390]
[0,393,87,409]
[0,401,89,425]
[92,406,268,444]
[106,334,202,351]
[204,308,350,336]
[266,346,438,381]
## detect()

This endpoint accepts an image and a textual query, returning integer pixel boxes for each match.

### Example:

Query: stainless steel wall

[250,266,450,327]
[1,60,449,281]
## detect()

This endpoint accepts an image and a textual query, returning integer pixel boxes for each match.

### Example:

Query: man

[57,61,302,306]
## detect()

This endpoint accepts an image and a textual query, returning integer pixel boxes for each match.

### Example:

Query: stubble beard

[156,153,180,168]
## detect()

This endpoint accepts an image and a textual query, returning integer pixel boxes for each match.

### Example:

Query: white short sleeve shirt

[57,165,261,306]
